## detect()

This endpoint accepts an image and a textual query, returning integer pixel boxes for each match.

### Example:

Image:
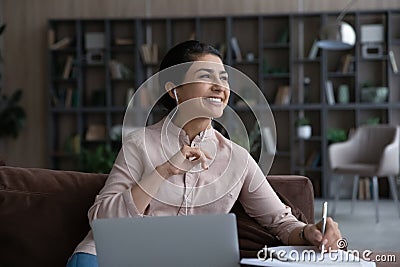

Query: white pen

[321,201,328,253]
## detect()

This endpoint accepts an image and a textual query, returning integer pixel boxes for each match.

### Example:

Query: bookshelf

[48,10,400,197]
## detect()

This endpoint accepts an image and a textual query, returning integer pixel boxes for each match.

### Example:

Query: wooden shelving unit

[48,10,400,197]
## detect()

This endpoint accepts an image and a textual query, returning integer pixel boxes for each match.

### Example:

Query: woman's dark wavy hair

[156,40,222,113]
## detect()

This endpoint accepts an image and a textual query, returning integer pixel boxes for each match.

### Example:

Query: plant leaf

[9,89,23,105]
[0,24,6,36]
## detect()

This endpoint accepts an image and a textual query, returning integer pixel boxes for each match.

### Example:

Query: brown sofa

[0,164,314,267]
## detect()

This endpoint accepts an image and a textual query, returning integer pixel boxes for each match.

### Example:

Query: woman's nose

[211,83,225,92]
[211,79,229,91]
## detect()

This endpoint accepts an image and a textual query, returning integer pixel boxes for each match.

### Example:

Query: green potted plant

[0,88,26,139]
[79,144,117,174]
[295,117,312,139]
[0,24,26,139]
[327,128,347,144]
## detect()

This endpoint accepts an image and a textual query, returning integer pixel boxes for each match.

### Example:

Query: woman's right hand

[157,145,212,179]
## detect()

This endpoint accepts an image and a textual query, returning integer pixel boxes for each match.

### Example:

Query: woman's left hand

[303,217,342,251]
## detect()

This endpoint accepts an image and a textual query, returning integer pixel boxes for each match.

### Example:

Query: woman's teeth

[207,97,222,103]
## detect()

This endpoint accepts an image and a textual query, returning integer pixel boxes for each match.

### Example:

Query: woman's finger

[323,217,341,250]
[169,145,211,172]
[304,224,323,246]
[316,217,341,251]
[188,149,209,170]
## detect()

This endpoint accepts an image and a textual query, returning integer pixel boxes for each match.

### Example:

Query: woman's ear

[165,82,177,99]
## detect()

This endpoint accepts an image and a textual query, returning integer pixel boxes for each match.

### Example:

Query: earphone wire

[166,89,210,215]
[177,172,201,216]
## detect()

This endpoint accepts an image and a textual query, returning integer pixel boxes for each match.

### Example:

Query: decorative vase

[297,125,312,139]
[338,84,349,104]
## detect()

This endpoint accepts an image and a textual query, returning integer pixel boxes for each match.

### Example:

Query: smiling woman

[66,40,342,267]
[156,40,225,117]
[166,56,230,135]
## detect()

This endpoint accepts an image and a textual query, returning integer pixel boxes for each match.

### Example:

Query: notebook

[92,213,240,267]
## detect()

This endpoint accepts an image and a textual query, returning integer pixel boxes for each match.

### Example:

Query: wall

[2,0,400,168]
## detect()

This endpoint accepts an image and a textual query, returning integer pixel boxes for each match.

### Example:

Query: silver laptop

[92,213,240,267]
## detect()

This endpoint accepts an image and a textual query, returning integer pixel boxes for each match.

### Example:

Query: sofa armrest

[267,175,314,224]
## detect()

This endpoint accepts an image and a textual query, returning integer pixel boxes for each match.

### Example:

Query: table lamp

[317,0,357,50]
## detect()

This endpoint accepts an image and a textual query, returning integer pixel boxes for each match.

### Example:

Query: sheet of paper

[240,246,376,267]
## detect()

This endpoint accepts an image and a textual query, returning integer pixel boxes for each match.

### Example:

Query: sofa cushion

[0,166,107,267]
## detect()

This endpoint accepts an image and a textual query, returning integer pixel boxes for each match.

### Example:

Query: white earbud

[173,89,179,104]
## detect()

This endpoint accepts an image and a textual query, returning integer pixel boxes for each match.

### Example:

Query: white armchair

[328,124,400,223]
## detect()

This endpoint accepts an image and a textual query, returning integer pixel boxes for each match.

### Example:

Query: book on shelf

[53,87,78,107]
[119,63,134,79]
[261,127,276,155]
[188,31,196,40]
[278,27,289,44]
[50,37,72,50]
[389,50,398,74]
[50,89,60,107]
[109,60,122,79]
[114,38,134,46]
[305,150,318,167]
[339,54,353,74]
[215,43,227,59]
[109,60,134,79]
[364,178,371,200]
[140,44,158,64]
[64,88,73,107]
[48,28,55,47]
[325,80,335,105]
[358,177,371,200]
[358,177,365,200]
[230,37,242,62]
[274,85,290,105]
[62,56,74,79]
[307,39,319,59]
[151,44,158,64]
[85,124,106,141]
[311,152,321,167]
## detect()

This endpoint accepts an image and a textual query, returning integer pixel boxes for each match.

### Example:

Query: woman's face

[172,53,230,119]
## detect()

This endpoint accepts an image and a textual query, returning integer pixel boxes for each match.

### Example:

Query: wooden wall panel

[1,0,399,168]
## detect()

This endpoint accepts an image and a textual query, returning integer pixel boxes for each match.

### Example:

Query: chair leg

[372,176,379,223]
[388,176,400,218]
[332,175,343,218]
[351,175,359,214]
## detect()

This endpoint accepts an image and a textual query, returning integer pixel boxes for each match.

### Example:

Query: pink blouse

[74,118,305,255]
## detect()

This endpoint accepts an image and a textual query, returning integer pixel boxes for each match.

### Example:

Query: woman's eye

[199,74,210,79]
[220,76,228,81]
